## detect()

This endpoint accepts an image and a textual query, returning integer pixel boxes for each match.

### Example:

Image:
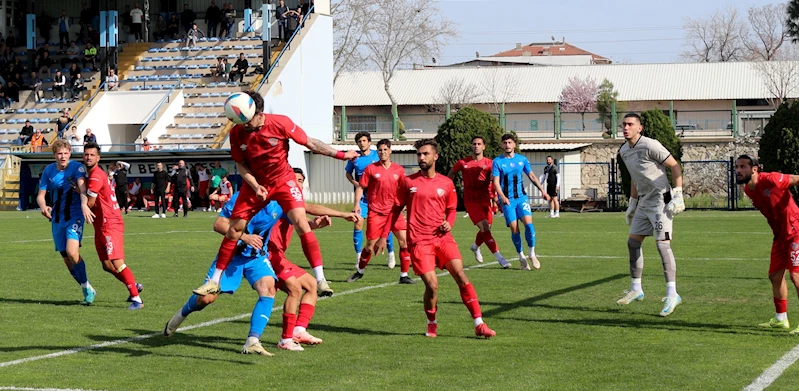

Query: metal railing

[256,4,315,92]
[139,84,181,134]
[61,81,106,138]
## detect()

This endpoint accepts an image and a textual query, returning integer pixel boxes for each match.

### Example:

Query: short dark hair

[623,113,642,124]
[245,90,264,115]
[293,167,305,179]
[84,141,100,153]
[737,154,760,168]
[354,132,371,142]
[376,138,391,149]
[472,136,486,144]
[501,133,517,143]
[413,138,438,153]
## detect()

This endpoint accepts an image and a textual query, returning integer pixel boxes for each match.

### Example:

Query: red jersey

[359,162,405,214]
[387,172,458,246]
[229,114,309,185]
[86,165,124,229]
[744,172,799,240]
[452,156,493,204]
[268,217,294,256]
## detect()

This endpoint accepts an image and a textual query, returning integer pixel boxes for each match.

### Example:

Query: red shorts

[94,227,125,261]
[271,254,307,291]
[409,237,461,275]
[230,174,305,220]
[216,193,231,202]
[199,180,209,196]
[465,202,493,225]
[366,212,407,241]
[769,237,799,273]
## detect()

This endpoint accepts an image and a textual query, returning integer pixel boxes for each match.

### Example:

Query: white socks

[357,268,365,274]
[211,269,223,283]
[777,312,788,321]
[400,272,408,277]
[313,266,325,281]
[529,247,536,258]
[131,296,142,303]
[474,317,484,327]
[294,326,307,334]
[666,281,677,297]
[631,278,642,292]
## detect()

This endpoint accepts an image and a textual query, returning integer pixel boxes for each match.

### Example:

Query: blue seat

[148,48,158,53]
[132,85,143,90]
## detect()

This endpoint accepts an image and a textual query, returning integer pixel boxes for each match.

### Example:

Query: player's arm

[353,186,364,213]
[439,186,458,233]
[447,161,462,181]
[305,137,359,160]
[118,161,130,170]
[36,189,51,219]
[791,175,799,186]
[525,160,550,201]
[235,160,266,199]
[305,203,361,223]
[663,156,683,189]
[353,168,370,214]
[308,215,332,230]
[213,214,263,249]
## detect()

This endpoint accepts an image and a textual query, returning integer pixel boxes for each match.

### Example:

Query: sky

[436,0,784,65]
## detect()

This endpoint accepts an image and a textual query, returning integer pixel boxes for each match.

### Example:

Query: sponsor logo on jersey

[409,187,418,193]
[375,173,381,178]
[240,144,247,151]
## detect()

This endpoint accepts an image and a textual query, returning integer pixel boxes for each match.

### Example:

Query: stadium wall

[77,91,174,151]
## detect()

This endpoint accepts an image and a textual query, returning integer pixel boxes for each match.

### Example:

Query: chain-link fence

[505,112,557,139]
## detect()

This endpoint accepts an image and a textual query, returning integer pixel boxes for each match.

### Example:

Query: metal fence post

[554,102,561,139]
[669,101,675,130]
[611,101,618,138]
[500,102,506,129]
[391,104,399,141]
[732,101,739,138]
[445,104,451,120]
[340,106,347,142]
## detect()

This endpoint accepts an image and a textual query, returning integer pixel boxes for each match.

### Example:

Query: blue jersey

[220,193,285,258]
[38,161,87,224]
[492,154,532,200]
[345,148,378,202]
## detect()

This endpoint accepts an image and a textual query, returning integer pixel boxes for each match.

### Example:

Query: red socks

[300,231,323,269]
[459,283,482,319]
[474,231,485,247]
[425,307,437,323]
[296,303,316,329]
[282,312,297,339]
[215,237,238,271]
[112,265,139,297]
[482,231,499,253]
[775,298,788,313]
[358,250,372,270]
[400,249,411,273]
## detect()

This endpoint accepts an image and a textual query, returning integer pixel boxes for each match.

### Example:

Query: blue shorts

[205,253,277,294]
[359,199,369,219]
[502,198,532,226]
[52,217,84,252]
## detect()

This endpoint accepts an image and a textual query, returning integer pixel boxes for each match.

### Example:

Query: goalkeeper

[616,113,685,317]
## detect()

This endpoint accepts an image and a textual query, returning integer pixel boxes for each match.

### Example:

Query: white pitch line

[0,387,106,391]
[0,261,500,369]
[743,343,799,391]
[3,231,212,244]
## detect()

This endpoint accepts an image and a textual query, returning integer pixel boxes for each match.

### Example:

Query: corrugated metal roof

[334,62,798,106]
[326,143,591,151]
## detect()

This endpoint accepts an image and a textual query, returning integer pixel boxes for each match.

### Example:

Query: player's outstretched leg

[657,240,681,317]
[353,227,364,269]
[288,207,333,297]
[62,245,95,305]
[165,293,214,337]
[618,237,645,305]
[278,277,305,351]
[470,230,485,263]
[347,247,371,282]
[509,223,528,270]
[446,259,495,339]
[386,233,396,269]
[292,275,323,345]
[523,219,540,270]
[242,278,277,356]
[102,260,143,310]
[480,229,509,268]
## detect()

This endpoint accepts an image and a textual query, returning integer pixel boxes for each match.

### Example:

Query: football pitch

[0,209,797,390]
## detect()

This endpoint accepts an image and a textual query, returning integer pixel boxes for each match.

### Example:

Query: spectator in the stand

[6,73,21,103]
[300,0,310,27]
[10,57,24,77]
[128,178,143,209]
[53,70,67,99]
[69,63,81,79]
[29,71,43,102]
[83,42,98,71]
[56,109,72,138]
[165,14,180,40]
[153,15,167,41]
[142,137,151,151]
[186,23,205,48]
[80,3,93,42]
[107,68,119,90]
[20,120,33,144]
[37,10,53,45]
[206,0,221,37]
[35,43,51,60]
[58,10,71,51]
[276,0,289,42]
[30,129,45,152]
[223,4,236,39]
[211,56,224,81]
[151,161,169,218]
[219,3,230,38]
[70,73,85,101]
[122,5,132,37]
[131,3,144,42]
[286,7,301,33]
[222,58,232,80]
[181,3,196,36]
[69,126,83,153]
[83,127,97,145]
[231,52,248,83]
[37,51,54,75]
[86,26,100,46]
[62,41,81,68]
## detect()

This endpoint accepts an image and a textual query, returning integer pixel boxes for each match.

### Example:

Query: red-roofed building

[480,38,611,66]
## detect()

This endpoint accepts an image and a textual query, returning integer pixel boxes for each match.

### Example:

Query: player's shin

[358,249,372,272]
[353,229,364,254]
[295,303,315,332]
[474,231,485,247]
[483,231,499,254]
[387,232,395,253]
[249,295,276,340]
[524,223,536,254]
[113,263,141,302]
[213,237,238,281]
[181,294,207,316]
[656,241,677,297]
[281,312,297,340]
[459,283,484,325]
[511,232,523,253]
[72,258,90,286]
[300,232,325,280]
[628,238,644,292]
[775,298,789,321]
[399,248,411,276]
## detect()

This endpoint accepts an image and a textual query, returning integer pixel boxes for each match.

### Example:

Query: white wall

[259,14,333,191]
[142,92,185,145]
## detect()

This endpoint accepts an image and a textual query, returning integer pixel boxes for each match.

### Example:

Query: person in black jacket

[231,53,248,82]
[113,161,130,214]
[151,162,169,218]
[205,0,221,38]
[171,160,194,217]
[181,4,196,37]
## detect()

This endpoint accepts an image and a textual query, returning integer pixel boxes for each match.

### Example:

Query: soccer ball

[224,93,256,124]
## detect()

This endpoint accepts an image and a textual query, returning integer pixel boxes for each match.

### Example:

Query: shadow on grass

[309,322,419,338]
[0,297,83,306]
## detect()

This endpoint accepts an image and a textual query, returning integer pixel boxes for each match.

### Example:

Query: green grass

[0,209,796,390]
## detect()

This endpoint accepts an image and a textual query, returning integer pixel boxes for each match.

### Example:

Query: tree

[758,101,799,204]
[559,76,598,131]
[332,0,376,84]
[434,107,505,206]
[596,79,625,135]
[362,0,457,107]
[745,3,788,61]
[751,44,799,109]
[788,0,799,43]
[480,71,518,115]
[682,6,748,62]
[618,110,683,198]
[435,77,481,110]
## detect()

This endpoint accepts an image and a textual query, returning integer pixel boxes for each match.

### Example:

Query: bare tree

[683,16,716,62]
[682,6,747,62]
[435,78,480,110]
[362,0,457,106]
[745,3,788,61]
[332,0,376,84]
[479,71,517,115]
[752,44,799,108]
[559,76,599,131]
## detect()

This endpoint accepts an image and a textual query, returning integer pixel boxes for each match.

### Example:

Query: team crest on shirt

[792,243,799,251]
[436,188,446,197]
[763,189,772,197]
[269,138,279,146]
[287,180,297,187]
[272,212,279,220]
[393,174,399,180]
[375,173,381,178]
[78,166,85,173]
[240,144,247,151]
[510,162,516,167]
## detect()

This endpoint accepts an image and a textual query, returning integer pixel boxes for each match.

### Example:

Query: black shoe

[126,283,144,302]
[173,213,179,218]
[399,276,416,284]
[346,271,364,282]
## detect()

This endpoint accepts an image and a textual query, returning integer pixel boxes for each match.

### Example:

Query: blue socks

[181,294,207,317]
[511,232,522,253]
[524,223,536,248]
[387,232,395,253]
[353,229,364,253]
[71,258,88,285]
[248,295,276,339]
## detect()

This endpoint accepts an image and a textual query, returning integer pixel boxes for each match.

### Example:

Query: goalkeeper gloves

[666,187,685,215]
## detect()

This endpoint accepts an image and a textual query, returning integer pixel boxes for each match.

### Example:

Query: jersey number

[655,221,663,232]
[791,249,799,267]
[71,223,83,235]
